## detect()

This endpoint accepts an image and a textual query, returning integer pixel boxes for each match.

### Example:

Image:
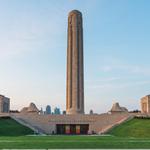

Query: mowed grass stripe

[0,136,150,148]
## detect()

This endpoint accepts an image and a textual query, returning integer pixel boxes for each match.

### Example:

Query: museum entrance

[56,124,89,135]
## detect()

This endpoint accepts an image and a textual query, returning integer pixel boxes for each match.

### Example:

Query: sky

[0,0,150,113]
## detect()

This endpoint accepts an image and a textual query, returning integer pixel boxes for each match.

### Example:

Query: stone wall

[12,113,131,134]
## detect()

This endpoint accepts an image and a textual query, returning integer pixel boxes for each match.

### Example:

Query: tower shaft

[66,10,84,114]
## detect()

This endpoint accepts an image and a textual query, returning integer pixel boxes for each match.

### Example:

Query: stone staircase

[10,114,46,135]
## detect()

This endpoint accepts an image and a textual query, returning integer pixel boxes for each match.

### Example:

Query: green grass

[0,117,34,136]
[0,136,150,149]
[108,118,150,138]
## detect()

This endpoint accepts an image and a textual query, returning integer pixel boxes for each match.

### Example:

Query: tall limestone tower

[66,10,84,114]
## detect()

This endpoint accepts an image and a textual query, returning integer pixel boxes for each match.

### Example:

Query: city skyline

[0,0,150,113]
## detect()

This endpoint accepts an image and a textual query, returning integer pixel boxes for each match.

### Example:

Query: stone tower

[66,10,84,114]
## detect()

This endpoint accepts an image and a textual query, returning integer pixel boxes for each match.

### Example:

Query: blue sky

[0,0,150,113]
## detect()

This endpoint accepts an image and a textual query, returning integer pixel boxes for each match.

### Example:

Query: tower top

[68,10,82,16]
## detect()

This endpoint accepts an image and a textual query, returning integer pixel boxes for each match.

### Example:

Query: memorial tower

[66,10,84,114]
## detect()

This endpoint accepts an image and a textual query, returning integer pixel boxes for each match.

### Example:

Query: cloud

[85,77,120,83]
[131,66,150,75]
[99,64,150,76]
[87,80,150,89]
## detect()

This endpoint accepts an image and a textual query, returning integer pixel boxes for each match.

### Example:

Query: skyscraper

[46,105,51,114]
[66,10,84,114]
[54,107,61,115]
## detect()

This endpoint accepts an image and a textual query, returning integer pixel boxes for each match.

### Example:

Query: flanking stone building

[0,95,10,113]
[141,95,150,114]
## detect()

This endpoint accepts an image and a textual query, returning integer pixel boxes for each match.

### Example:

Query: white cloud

[85,77,120,83]
[87,80,150,89]
[131,66,150,75]
[99,64,150,76]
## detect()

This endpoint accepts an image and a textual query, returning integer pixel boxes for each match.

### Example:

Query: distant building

[46,105,51,114]
[54,107,61,114]
[0,95,10,113]
[62,110,66,115]
[89,110,93,115]
[40,107,44,114]
[141,95,150,114]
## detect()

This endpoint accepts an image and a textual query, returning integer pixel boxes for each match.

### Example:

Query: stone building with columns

[141,95,150,114]
[0,95,10,113]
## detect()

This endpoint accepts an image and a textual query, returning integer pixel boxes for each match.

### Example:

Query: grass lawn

[108,118,150,138]
[0,136,150,149]
[0,117,34,136]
